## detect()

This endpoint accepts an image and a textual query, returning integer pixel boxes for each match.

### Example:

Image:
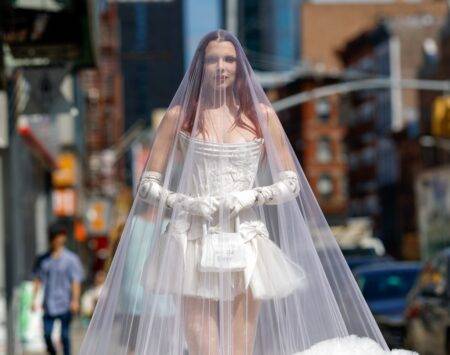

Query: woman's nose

[217,58,225,69]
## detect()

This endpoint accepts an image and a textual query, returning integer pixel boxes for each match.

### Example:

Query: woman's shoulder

[165,105,182,121]
[156,105,183,133]
[258,103,276,118]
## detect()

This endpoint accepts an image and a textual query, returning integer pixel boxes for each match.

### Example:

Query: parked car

[342,247,394,270]
[404,248,450,355]
[354,261,421,348]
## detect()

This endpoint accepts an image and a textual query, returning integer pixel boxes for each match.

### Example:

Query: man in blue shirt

[32,223,85,355]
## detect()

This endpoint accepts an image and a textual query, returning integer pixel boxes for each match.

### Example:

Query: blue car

[341,247,394,270]
[354,262,422,347]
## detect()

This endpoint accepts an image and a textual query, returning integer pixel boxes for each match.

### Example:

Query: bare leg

[232,289,261,355]
[183,296,219,355]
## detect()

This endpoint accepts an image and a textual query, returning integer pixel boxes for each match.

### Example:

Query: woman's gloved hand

[221,190,258,218]
[168,194,220,221]
[220,170,300,217]
[138,171,219,221]
[254,170,300,205]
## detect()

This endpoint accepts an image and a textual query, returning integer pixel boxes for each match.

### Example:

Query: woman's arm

[261,103,296,171]
[137,106,219,220]
[147,105,181,173]
[138,105,181,205]
[138,170,219,220]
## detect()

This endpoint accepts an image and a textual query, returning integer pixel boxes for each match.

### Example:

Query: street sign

[52,152,78,188]
[432,96,450,138]
[52,188,76,217]
[85,198,112,236]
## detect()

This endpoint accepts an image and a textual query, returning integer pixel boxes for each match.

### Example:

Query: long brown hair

[181,30,262,138]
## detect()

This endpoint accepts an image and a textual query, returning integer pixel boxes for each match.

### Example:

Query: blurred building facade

[80,4,124,193]
[299,84,348,222]
[302,0,448,72]
[299,0,448,259]
[118,0,184,132]
[340,26,401,257]
[339,11,446,258]
[78,3,126,273]
[414,10,450,260]
[0,0,98,352]
[418,12,450,167]
[259,69,349,223]
[237,0,301,71]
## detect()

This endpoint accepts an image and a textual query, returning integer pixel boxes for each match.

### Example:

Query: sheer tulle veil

[79,30,390,355]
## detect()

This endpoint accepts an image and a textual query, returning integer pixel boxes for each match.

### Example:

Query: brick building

[79,4,124,194]
[339,13,445,258]
[302,0,448,72]
[298,84,348,221]
[260,70,348,222]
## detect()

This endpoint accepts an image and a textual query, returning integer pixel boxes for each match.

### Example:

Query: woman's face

[204,40,237,91]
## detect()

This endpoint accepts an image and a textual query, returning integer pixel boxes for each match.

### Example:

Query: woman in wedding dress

[80,30,417,355]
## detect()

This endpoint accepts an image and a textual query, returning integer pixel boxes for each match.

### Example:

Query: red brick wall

[302,1,448,71]
[300,82,348,216]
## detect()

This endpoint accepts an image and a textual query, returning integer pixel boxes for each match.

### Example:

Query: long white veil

[80,30,389,355]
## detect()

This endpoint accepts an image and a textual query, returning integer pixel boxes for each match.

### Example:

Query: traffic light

[432,96,450,138]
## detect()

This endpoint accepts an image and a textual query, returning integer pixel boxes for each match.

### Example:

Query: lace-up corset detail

[178,132,264,196]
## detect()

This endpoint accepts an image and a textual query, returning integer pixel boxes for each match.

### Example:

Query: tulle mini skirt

[142,216,306,301]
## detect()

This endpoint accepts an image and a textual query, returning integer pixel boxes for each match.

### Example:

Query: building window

[317,174,333,199]
[315,98,330,122]
[317,136,332,163]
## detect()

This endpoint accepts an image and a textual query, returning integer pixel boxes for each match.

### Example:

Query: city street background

[0,0,449,354]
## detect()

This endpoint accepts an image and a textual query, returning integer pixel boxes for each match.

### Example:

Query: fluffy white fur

[295,335,418,355]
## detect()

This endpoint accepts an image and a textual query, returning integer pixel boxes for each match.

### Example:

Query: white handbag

[199,216,247,273]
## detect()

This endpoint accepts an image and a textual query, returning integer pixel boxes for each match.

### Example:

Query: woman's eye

[205,57,217,64]
[225,56,236,63]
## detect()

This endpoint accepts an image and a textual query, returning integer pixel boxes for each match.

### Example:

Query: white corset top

[178,131,264,196]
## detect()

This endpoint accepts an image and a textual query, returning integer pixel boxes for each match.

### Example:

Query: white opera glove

[171,195,220,221]
[222,171,300,217]
[254,170,300,205]
[138,171,168,204]
[138,171,219,221]
[222,190,259,218]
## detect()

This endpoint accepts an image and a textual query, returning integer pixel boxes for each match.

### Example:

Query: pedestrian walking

[31,222,85,355]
